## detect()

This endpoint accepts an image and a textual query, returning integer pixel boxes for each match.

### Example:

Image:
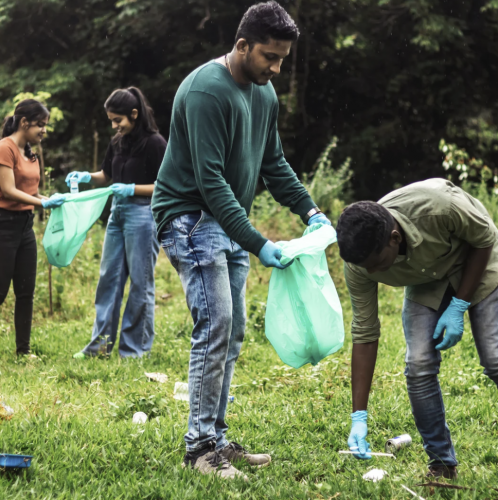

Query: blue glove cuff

[450,296,471,312]
[351,410,368,423]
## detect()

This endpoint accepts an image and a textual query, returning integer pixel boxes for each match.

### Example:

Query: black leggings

[0,208,37,354]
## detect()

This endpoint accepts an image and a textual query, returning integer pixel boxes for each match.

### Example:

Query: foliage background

[2,0,498,198]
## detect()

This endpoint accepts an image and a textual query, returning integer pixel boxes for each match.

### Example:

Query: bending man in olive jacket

[336,178,498,480]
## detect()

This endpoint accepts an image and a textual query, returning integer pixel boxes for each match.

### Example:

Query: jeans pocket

[160,223,178,269]
[179,211,204,237]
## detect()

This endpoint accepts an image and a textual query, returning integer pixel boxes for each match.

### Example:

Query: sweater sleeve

[260,105,316,222]
[185,90,267,255]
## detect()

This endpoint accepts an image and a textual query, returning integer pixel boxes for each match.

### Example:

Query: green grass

[1,208,498,500]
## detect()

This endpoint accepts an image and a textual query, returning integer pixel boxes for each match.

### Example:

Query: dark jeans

[402,285,498,466]
[0,208,37,354]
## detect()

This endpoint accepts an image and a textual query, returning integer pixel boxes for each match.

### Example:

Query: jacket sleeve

[447,188,497,249]
[344,262,381,343]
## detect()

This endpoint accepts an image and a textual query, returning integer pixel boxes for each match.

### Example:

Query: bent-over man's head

[336,201,404,274]
[234,1,299,86]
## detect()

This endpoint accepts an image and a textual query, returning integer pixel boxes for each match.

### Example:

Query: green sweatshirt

[151,61,315,256]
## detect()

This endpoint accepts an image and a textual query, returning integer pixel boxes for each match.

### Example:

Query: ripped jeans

[160,211,250,452]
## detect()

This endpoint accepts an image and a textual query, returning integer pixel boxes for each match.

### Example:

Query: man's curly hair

[336,201,395,264]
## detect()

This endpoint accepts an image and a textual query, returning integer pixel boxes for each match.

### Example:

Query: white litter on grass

[132,412,148,424]
[362,469,388,482]
[145,372,168,384]
[173,382,189,401]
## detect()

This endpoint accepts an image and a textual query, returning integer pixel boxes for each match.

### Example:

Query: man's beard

[241,53,272,86]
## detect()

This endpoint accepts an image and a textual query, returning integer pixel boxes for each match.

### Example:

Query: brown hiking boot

[219,442,271,468]
[426,465,458,480]
[183,444,248,481]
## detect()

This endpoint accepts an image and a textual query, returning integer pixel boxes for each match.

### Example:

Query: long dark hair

[2,99,50,162]
[104,87,158,154]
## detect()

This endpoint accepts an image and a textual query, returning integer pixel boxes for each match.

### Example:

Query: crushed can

[385,434,412,454]
[70,180,79,194]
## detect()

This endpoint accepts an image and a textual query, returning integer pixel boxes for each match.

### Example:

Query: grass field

[1,200,498,500]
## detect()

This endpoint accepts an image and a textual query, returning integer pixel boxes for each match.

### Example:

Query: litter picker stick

[339,450,396,458]
[401,484,426,500]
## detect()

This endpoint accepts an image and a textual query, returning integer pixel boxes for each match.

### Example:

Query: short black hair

[336,201,395,264]
[235,1,299,48]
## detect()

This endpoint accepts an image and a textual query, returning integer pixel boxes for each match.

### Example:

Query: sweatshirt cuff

[293,196,318,224]
[246,233,268,257]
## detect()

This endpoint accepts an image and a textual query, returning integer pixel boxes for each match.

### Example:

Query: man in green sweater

[152,1,330,480]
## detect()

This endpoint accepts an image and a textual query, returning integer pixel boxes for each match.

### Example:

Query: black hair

[104,86,158,153]
[2,99,49,162]
[235,1,300,49]
[336,201,395,264]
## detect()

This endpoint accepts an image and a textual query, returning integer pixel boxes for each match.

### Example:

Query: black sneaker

[426,465,458,480]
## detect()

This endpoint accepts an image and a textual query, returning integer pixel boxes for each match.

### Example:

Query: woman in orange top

[0,99,67,355]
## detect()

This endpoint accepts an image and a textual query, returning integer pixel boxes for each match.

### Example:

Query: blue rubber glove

[433,296,471,350]
[258,240,293,269]
[308,213,332,226]
[111,183,135,199]
[347,410,372,460]
[65,171,91,187]
[41,193,67,209]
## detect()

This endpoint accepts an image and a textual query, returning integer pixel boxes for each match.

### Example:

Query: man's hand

[347,410,372,460]
[258,241,293,269]
[308,213,332,226]
[433,297,471,350]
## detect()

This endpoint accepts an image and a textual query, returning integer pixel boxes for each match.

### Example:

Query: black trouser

[0,208,37,354]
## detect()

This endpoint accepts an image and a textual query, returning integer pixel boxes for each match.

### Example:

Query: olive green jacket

[345,179,498,343]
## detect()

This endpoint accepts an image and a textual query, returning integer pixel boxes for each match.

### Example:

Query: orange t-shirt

[0,137,40,211]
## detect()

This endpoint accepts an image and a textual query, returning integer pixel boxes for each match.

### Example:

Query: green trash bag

[43,187,112,268]
[265,224,344,369]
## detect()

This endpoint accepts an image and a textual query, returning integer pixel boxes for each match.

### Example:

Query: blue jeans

[83,197,159,358]
[402,285,498,466]
[160,211,250,452]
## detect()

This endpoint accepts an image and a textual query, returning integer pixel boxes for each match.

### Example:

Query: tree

[1,0,498,199]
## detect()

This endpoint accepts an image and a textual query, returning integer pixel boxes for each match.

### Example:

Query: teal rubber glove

[41,193,67,209]
[347,410,372,460]
[65,171,91,187]
[433,296,471,350]
[258,240,293,269]
[308,213,332,226]
[111,183,135,199]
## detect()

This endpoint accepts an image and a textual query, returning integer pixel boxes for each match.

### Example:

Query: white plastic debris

[173,382,189,401]
[132,412,148,424]
[362,468,388,482]
[0,400,14,420]
[145,372,168,384]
